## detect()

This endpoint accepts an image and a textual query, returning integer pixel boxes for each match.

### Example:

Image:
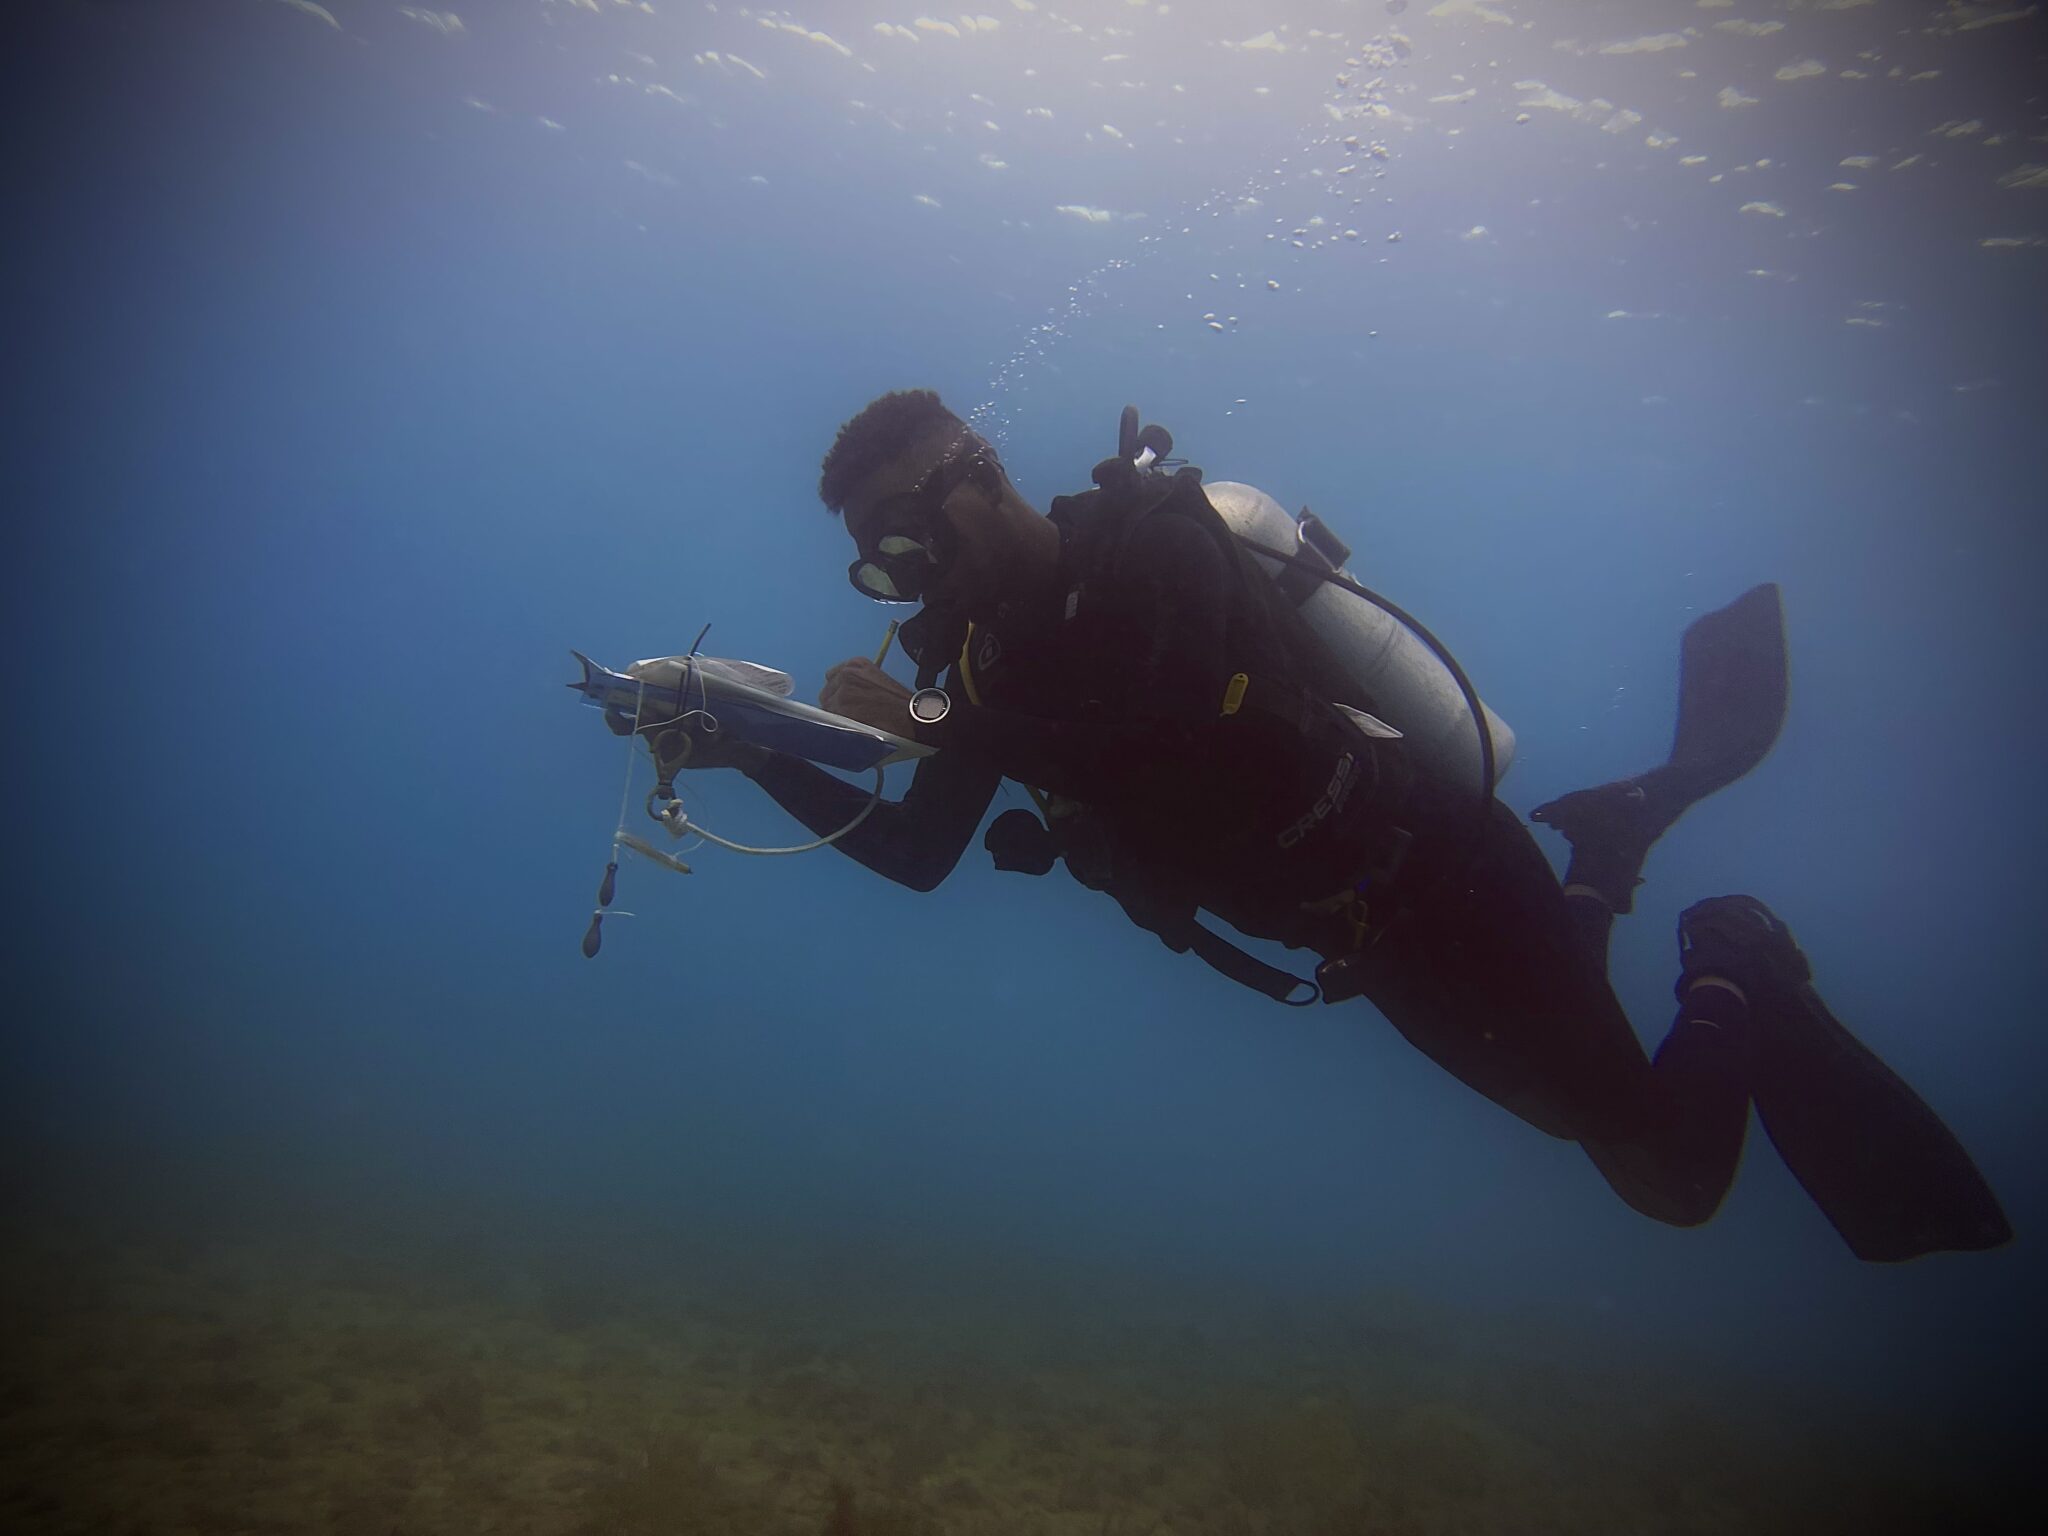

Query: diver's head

[820,389,1049,613]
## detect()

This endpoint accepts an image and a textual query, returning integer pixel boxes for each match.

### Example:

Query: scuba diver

[637,389,2009,1263]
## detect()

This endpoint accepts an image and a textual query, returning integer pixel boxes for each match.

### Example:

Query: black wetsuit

[746,477,1752,1228]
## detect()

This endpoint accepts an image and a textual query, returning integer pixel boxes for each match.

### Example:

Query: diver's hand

[819,656,914,734]
[650,724,765,773]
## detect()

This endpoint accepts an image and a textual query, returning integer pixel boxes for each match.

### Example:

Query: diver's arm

[739,736,1002,893]
[915,512,1232,801]
[734,511,1226,879]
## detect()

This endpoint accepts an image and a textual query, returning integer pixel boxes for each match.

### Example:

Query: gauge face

[908,687,952,725]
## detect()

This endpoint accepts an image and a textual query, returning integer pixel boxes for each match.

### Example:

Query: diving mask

[846,445,1004,604]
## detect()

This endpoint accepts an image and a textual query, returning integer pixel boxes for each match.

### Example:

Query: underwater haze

[7,0,2046,1531]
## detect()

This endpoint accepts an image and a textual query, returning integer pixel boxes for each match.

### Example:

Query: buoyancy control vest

[980,451,1420,1004]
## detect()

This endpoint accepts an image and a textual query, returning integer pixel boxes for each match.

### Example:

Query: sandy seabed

[0,1188,2033,1536]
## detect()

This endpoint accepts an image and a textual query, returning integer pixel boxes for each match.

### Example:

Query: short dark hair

[818,389,972,515]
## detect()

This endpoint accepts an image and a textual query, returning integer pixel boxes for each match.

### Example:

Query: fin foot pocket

[1530,777,1675,913]
[1675,893,1810,1000]
[1531,584,1791,912]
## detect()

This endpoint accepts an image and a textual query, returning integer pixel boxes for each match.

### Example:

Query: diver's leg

[1349,802,1624,1141]
[1358,805,1752,1222]
[1359,806,1744,1187]
[1576,976,1753,1228]
[1563,887,1618,972]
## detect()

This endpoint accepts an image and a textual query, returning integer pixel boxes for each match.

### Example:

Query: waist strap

[1159,911,1319,1007]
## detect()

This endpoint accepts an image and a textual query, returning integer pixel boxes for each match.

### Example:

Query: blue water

[9,1,2045,1529]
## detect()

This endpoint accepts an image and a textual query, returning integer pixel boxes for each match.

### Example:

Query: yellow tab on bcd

[1220,672,1250,717]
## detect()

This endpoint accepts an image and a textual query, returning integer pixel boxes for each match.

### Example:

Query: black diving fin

[1668,581,1789,802]
[1532,583,1789,912]
[1751,981,2012,1262]
[1676,894,2011,1261]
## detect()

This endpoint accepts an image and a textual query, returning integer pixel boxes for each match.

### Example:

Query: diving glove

[651,724,763,774]
[604,706,760,773]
